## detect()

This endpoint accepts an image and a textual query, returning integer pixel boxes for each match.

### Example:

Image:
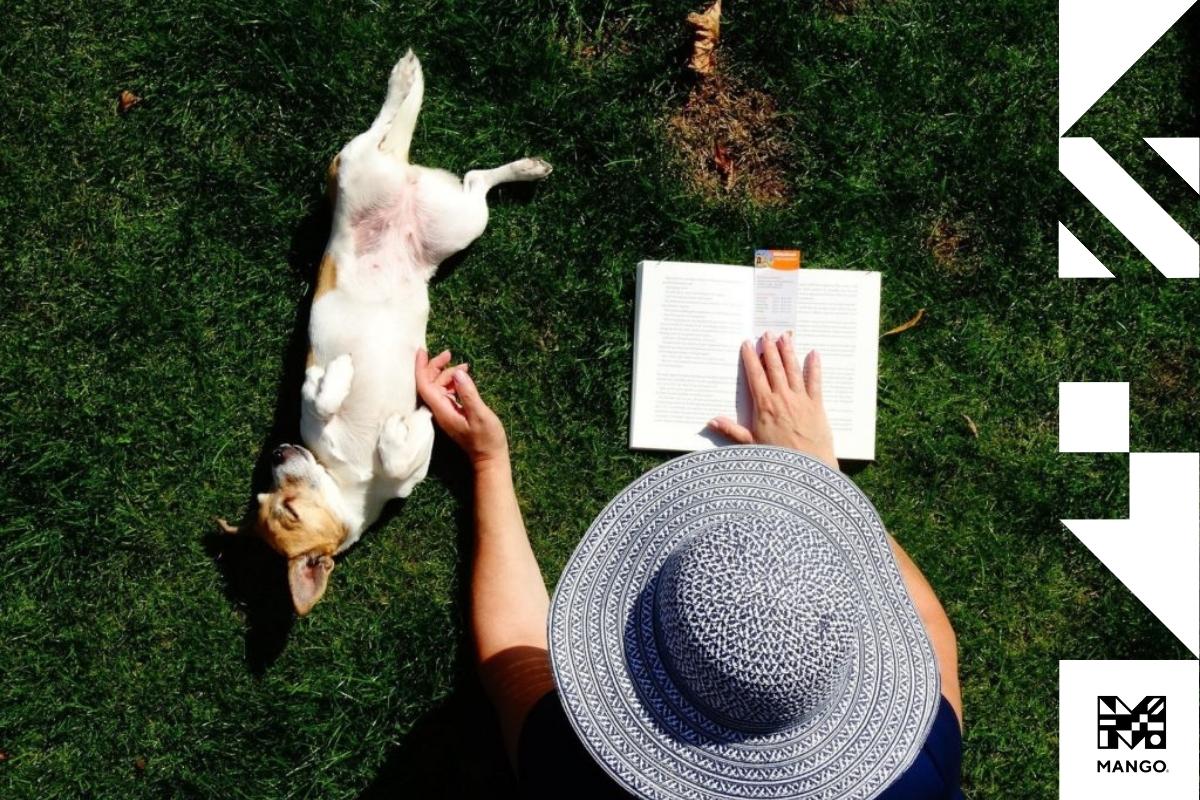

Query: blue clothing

[518,692,963,799]
[877,696,964,800]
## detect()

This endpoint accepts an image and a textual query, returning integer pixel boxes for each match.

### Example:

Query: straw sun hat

[549,446,940,800]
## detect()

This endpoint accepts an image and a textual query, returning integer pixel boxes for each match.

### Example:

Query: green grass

[2,1,1197,797]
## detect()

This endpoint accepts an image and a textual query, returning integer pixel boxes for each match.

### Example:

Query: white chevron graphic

[1058,222,1115,278]
[1060,137,1199,278]
[1145,136,1200,193]
[1062,452,1200,657]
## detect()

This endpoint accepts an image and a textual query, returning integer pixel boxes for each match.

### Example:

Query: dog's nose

[272,445,289,465]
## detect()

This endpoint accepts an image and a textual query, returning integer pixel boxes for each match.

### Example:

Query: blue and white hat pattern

[549,446,940,800]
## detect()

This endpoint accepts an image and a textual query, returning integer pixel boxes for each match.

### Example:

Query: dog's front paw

[516,157,553,180]
[302,365,326,410]
[303,355,354,420]
[318,355,354,416]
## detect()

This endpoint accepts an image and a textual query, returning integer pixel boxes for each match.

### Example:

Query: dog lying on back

[222,51,550,614]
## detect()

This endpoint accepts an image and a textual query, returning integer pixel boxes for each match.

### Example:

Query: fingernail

[764,331,775,342]
[454,370,474,386]
[743,339,754,349]
[707,419,720,429]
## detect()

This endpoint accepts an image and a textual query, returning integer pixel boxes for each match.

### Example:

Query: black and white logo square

[1098,696,1166,749]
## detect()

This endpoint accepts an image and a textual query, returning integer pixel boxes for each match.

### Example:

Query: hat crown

[653,514,863,733]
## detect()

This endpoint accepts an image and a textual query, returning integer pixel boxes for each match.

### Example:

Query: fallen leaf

[0,750,8,762]
[962,413,979,438]
[686,1,721,76]
[133,756,147,772]
[881,308,925,338]
[117,90,142,114]
[712,140,733,183]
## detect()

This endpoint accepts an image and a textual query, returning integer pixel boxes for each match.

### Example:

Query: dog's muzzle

[272,443,310,466]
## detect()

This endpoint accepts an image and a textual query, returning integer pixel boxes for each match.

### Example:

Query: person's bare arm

[416,349,554,764]
[890,536,962,728]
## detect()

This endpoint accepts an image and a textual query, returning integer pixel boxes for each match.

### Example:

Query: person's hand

[708,332,837,469]
[416,348,509,468]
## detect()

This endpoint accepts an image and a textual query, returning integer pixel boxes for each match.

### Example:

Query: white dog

[231,51,550,614]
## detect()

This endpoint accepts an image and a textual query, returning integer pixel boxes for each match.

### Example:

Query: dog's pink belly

[349,176,428,276]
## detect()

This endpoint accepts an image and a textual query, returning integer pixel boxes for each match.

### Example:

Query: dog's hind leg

[377,50,424,163]
[463,158,553,195]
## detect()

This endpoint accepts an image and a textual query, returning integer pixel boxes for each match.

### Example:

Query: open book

[630,260,881,461]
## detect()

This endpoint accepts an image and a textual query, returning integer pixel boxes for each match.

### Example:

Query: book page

[629,261,753,451]
[770,269,881,461]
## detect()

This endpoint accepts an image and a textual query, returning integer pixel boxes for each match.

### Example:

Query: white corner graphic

[1059,0,1197,135]
[1058,223,1116,278]
[1062,453,1200,658]
[1145,137,1200,193]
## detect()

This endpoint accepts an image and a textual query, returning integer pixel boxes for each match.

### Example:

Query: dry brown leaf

[712,140,733,183]
[962,413,979,438]
[117,90,142,114]
[133,756,147,772]
[0,750,8,762]
[687,1,721,76]
[881,308,926,337]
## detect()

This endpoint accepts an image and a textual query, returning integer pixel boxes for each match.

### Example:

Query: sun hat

[548,445,940,800]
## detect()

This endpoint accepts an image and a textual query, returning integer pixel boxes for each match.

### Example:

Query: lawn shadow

[207,190,332,675]
[356,675,517,799]
[356,435,518,798]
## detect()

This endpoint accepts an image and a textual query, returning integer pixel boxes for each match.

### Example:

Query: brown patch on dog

[309,253,339,368]
[314,253,338,300]
[256,482,347,561]
[667,74,792,206]
[326,153,341,202]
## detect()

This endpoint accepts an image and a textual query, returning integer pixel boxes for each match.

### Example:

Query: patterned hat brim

[548,446,941,800]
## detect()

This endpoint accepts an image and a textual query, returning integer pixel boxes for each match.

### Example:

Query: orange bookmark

[753,249,802,270]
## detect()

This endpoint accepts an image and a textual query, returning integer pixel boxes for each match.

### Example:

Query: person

[416,331,962,800]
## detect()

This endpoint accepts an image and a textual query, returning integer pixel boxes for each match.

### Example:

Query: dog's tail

[377,49,424,164]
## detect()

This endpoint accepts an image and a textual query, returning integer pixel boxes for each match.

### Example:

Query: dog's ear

[288,552,335,615]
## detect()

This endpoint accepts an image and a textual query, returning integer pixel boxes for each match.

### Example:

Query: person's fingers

[435,363,468,389]
[420,383,468,433]
[415,349,435,395]
[759,332,789,393]
[804,349,824,402]
[778,331,805,395]
[708,417,755,444]
[417,349,451,386]
[452,369,488,418]
[741,340,771,405]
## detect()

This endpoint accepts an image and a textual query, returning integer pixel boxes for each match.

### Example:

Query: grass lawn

[2,1,1197,797]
